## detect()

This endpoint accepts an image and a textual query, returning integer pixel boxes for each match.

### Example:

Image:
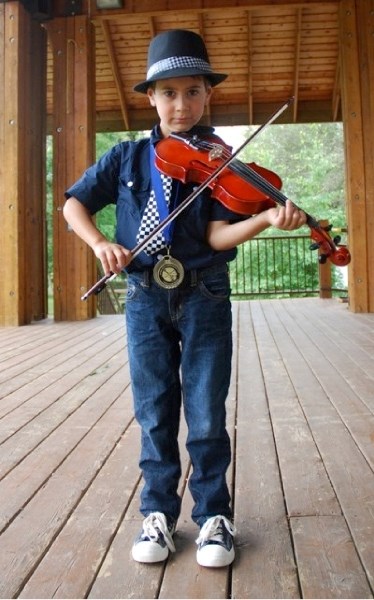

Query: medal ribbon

[150,143,179,246]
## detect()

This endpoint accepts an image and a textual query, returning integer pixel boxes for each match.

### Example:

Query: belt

[129,262,228,288]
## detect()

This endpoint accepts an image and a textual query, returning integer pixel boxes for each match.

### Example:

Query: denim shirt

[65,125,242,272]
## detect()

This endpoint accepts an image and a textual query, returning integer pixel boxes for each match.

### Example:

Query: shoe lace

[143,512,176,552]
[196,515,236,545]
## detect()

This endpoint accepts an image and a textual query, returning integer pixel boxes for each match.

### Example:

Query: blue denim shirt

[65,125,242,272]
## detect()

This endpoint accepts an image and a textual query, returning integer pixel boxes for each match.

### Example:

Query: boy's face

[147,76,212,137]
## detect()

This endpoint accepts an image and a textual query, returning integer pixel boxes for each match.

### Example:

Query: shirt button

[127,181,134,188]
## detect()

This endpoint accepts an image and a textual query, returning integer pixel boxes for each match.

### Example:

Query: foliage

[225,122,346,229]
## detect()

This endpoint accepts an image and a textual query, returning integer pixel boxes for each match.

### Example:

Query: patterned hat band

[147,56,213,80]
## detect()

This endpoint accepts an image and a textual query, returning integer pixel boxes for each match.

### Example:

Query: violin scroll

[309,226,351,266]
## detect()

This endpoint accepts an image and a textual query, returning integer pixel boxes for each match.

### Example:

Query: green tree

[238,122,346,228]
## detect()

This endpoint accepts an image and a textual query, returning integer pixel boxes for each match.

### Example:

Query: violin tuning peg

[333,235,341,245]
[309,242,320,251]
[318,254,328,264]
[323,224,333,232]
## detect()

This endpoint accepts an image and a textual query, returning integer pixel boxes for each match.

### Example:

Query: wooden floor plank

[0,392,132,597]
[264,300,374,593]
[291,515,372,599]
[0,302,373,599]
[19,419,141,599]
[250,300,341,518]
[0,332,125,441]
[0,317,124,403]
[232,302,300,599]
[0,345,128,481]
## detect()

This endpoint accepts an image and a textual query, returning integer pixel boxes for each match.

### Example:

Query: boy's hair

[147,75,212,92]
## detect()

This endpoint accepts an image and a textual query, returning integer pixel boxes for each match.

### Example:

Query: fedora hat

[134,29,227,94]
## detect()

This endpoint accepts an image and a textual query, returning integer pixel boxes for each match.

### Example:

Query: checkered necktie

[136,173,173,255]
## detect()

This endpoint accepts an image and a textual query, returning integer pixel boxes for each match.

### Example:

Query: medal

[153,253,185,289]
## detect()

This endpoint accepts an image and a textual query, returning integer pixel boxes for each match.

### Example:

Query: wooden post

[0,1,47,326]
[339,0,374,312]
[318,220,332,299]
[47,15,96,321]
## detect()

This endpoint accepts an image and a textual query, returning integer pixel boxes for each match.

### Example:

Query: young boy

[63,29,306,569]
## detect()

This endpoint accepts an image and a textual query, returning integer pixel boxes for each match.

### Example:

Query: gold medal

[153,254,185,289]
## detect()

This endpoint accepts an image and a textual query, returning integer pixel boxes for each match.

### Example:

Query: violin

[154,132,351,267]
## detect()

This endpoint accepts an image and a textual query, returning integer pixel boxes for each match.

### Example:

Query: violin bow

[81,97,293,300]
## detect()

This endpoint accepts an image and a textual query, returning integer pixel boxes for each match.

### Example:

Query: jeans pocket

[126,278,142,302]
[199,271,231,300]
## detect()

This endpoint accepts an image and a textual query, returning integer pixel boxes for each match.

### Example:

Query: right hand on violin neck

[266,199,307,231]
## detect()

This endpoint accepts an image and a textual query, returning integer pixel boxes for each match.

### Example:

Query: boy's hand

[266,199,307,231]
[93,240,132,276]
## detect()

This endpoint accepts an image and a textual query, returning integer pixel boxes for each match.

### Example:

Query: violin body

[155,135,280,216]
[154,133,351,267]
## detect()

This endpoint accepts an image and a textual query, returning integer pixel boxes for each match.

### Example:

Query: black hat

[134,29,227,94]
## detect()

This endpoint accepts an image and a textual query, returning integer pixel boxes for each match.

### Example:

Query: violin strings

[197,138,319,229]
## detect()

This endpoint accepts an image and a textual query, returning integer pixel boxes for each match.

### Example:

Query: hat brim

[134,68,227,94]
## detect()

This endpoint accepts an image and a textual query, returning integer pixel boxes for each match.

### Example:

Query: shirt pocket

[116,173,151,249]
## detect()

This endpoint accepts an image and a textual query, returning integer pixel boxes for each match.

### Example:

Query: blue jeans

[125,264,233,527]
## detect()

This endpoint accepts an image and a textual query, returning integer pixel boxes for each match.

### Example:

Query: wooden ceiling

[46,1,342,132]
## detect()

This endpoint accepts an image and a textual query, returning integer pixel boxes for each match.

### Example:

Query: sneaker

[131,512,176,563]
[196,515,235,568]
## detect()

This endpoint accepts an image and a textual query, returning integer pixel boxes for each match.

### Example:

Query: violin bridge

[209,144,224,161]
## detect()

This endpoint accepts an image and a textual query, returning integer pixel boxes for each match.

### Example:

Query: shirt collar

[150,123,216,145]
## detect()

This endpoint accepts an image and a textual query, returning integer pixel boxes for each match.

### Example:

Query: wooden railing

[97,231,348,313]
[230,232,347,299]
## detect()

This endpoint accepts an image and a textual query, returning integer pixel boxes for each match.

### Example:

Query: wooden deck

[0,298,373,599]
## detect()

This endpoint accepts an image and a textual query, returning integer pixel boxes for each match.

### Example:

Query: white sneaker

[132,512,176,563]
[196,515,235,567]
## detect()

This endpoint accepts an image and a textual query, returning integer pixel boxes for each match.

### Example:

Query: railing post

[318,220,332,298]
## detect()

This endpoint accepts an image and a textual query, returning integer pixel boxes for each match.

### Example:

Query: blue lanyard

[150,144,179,245]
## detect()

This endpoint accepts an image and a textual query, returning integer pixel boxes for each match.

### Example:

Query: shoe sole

[132,542,169,563]
[196,547,235,568]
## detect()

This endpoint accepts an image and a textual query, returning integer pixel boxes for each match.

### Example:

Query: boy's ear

[147,88,156,107]
[205,85,212,106]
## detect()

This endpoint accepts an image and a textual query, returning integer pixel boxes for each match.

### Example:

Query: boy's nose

[175,95,188,110]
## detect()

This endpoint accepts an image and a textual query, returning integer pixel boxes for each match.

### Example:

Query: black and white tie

[136,173,173,255]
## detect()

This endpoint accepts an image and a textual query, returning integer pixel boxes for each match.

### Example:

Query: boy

[63,29,306,568]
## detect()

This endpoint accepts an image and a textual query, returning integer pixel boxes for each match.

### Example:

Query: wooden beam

[90,1,341,21]
[292,8,302,123]
[247,11,254,125]
[48,15,96,321]
[0,1,47,326]
[100,18,130,130]
[339,0,373,312]
[355,0,374,312]
[148,16,156,38]
[92,98,340,134]
[332,47,341,121]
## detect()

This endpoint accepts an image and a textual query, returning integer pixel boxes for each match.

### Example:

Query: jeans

[125,264,233,527]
